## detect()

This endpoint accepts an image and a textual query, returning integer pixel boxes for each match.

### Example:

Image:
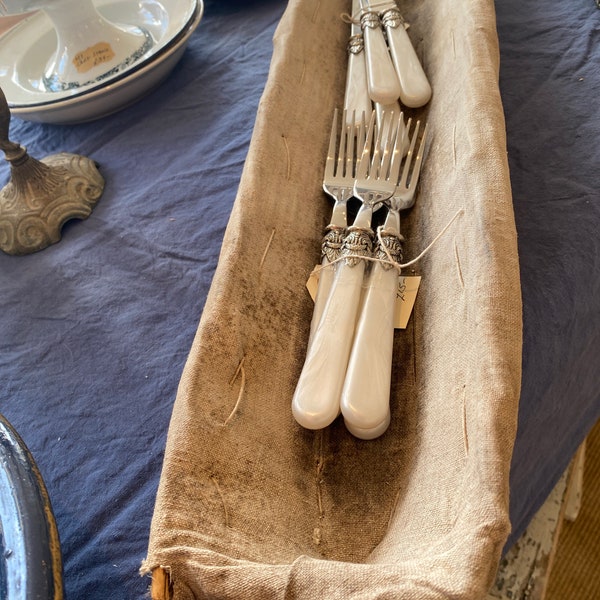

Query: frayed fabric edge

[140,561,173,600]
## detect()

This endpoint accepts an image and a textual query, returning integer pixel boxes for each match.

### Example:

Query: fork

[292,110,403,430]
[341,118,428,440]
[310,108,364,338]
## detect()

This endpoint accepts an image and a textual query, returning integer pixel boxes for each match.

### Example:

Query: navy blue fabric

[0,2,285,598]
[1,0,599,597]
[495,0,600,549]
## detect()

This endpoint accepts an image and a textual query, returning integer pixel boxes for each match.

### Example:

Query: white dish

[0,0,202,122]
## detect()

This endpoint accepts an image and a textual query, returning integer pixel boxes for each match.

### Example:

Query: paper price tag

[306,267,320,302]
[393,275,421,329]
[72,42,115,74]
[306,266,420,329]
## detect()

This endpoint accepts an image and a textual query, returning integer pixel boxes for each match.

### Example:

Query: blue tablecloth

[0,2,285,597]
[0,0,598,597]
[496,0,600,549]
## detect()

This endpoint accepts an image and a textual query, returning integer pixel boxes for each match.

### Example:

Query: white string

[340,12,361,25]
[385,208,464,270]
[339,6,410,28]
[314,208,464,275]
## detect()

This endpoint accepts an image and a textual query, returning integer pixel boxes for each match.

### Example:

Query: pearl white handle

[344,35,372,125]
[345,412,391,440]
[340,258,398,437]
[292,258,367,430]
[384,17,432,108]
[309,256,335,338]
[361,13,401,105]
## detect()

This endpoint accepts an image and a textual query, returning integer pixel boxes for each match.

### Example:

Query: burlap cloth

[143,0,522,597]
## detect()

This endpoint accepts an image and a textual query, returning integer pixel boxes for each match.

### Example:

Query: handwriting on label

[393,275,421,329]
[306,266,421,329]
[72,42,115,73]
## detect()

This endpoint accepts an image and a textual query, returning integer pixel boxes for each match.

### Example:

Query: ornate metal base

[0,151,104,255]
[0,84,105,255]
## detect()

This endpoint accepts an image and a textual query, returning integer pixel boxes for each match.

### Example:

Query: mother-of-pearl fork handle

[360,10,401,105]
[344,6,372,125]
[309,255,336,338]
[382,10,432,108]
[341,235,401,438]
[292,239,370,430]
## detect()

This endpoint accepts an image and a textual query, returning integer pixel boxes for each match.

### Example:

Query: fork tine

[324,108,339,181]
[398,119,428,191]
[398,118,417,188]
[336,110,348,178]
[383,111,407,185]
[356,110,377,180]
[407,122,429,191]
[344,110,355,179]
[351,111,367,178]
[357,111,367,163]
[377,111,397,179]
[370,112,393,180]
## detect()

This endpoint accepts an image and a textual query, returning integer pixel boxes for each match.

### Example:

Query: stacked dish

[0,0,204,124]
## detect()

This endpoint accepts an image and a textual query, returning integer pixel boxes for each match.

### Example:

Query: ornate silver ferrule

[347,33,364,55]
[381,8,405,30]
[321,225,346,263]
[375,231,404,270]
[360,11,381,30]
[341,226,373,267]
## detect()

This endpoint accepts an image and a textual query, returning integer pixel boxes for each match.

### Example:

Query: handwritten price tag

[72,42,115,73]
[306,266,420,329]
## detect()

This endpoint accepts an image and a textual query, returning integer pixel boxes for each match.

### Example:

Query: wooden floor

[545,419,600,599]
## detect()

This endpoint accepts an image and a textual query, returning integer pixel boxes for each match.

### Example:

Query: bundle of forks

[292,109,427,439]
[292,1,430,440]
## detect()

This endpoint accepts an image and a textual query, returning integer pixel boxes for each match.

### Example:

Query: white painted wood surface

[564,440,586,523]
[488,440,586,600]
[488,472,568,599]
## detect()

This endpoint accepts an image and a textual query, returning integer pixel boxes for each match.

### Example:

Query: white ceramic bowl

[0,0,203,123]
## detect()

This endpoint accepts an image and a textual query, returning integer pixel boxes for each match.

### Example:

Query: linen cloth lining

[143,0,522,597]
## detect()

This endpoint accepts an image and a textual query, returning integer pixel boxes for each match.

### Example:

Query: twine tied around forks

[315,207,464,276]
[340,7,409,29]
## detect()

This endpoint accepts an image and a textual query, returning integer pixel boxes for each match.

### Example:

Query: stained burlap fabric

[143,0,522,597]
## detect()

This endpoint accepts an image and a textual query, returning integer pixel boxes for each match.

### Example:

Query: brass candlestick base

[0,87,104,256]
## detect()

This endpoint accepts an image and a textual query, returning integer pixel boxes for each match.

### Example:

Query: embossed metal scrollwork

[0,86,105,256]
[321,225,346,263]
[341,226,373,267]
[380,8,405,30]
[347,33,364,55]
[375,231,404,270]
[359,11,380,30]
